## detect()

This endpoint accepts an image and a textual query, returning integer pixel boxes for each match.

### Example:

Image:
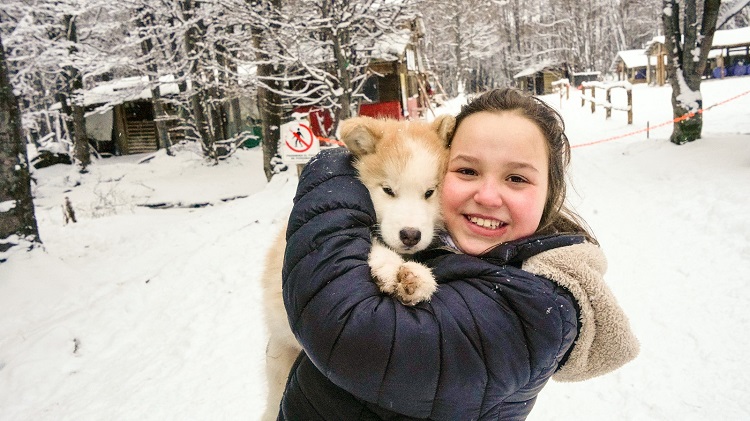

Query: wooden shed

[358,17,434,120]
[83,76,181,155]
[613,49,650,84]
[513,62,567,95]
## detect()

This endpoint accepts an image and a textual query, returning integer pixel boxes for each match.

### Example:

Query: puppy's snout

[399,228,421,247]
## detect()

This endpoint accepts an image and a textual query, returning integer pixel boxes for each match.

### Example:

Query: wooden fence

[579,81,633,124]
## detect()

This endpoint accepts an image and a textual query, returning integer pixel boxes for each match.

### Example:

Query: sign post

[280,119,320,175]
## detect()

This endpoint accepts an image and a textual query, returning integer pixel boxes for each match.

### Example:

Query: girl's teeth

[469,216,501,229]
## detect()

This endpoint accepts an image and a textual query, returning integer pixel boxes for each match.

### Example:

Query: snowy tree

[1,0,124,170]
[717,0,750,28]
[0,27,41,257]
[422,0,500,95]
[278,0,416,129]
[56,11,90,170]
[248,0,284,181]
[132,5,173,155]
[661,0,721,144]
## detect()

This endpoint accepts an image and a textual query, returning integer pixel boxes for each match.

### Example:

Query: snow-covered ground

[2,77,749,420]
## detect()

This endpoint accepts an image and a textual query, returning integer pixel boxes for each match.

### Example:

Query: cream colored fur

[522,242,640,382]
[260,115,455,420]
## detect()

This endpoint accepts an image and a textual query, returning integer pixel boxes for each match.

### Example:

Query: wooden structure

[580,81,633,125]
[613,49,651,84]
[570,71,600,87]
[644,41,668,86]
[645,26,750,86]
[513,62,567,95]
[359,18,434,120]
[83,76,181,155]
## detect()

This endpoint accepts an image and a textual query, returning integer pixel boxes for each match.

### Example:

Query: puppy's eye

[424,189,435,199]
[382,186,395,196]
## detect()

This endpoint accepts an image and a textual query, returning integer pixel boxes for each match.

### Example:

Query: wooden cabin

[513,62,567,95]
[613,49,650,84]
[83,75,259,155]
[358,17,434,120]
[83,76,180,155]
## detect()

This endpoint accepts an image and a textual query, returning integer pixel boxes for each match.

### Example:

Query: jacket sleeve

[283,148,577,420]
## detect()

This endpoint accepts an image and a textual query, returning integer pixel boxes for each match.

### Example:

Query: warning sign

[280,120,320,164]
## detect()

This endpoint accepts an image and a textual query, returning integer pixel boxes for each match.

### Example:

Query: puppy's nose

[400,228,421,247]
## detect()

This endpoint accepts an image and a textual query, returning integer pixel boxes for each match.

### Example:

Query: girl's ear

[339,116,382,157]
[431,114,456,146]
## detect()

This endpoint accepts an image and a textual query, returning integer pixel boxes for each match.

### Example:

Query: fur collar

[522,242,640,382]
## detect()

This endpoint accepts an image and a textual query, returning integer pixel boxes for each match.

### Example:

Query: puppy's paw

[368,243,404,294]
[394,262,437,306]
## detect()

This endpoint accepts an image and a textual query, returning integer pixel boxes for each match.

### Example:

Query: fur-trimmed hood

[523,242,640,382]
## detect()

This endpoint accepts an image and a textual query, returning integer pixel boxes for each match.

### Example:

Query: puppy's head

[339,115,455,254]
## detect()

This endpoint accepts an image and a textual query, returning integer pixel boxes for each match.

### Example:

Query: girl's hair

[449,87,597,244]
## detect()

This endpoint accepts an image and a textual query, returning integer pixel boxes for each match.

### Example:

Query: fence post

[606,88,612,119]
[627,89,633,124]
[581,86,586,107]
[591,86,596,113]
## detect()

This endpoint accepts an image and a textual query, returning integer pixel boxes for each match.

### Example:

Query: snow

[513,60,557,79]
[615,49,651,69]
[3,76,750,420]
[711,26,750,48]
[647,26,750,58]
[83,75,180,108]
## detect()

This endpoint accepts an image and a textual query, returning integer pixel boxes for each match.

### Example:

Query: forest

[2,0,750,254]
[2,1,749,167]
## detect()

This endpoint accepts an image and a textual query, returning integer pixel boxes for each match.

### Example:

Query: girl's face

[441,111,549,255]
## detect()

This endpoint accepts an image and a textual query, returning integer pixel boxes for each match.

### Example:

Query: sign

[280,120,320,164]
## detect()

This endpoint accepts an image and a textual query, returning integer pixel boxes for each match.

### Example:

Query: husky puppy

[260,115,455,420]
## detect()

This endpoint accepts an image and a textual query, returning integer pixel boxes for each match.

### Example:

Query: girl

[276,88,639,420]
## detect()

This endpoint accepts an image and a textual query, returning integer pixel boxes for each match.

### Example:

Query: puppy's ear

[431,114,455,146]
[339,116,382,157]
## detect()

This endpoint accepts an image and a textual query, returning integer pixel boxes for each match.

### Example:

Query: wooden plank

[124,121,157,154]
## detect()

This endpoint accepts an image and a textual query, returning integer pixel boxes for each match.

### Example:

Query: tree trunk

[62,14,90,171]
[662,0,721,144]
[180,0,214,159]
[137,9,173,155]
[0,30,41,254]
[331,29,352,127]
[251,0,284,181]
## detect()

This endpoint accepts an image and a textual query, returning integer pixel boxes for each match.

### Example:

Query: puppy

[260,115,454,420]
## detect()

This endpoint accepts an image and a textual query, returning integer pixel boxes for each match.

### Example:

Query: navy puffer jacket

[280,148,580,420]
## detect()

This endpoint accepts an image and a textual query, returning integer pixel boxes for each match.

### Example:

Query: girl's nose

[473,179,503,207]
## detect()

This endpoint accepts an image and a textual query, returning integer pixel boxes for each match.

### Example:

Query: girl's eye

[382,186,395,196]
[424,189,435,199]
[508,175,528,183]
[457,168,477,176]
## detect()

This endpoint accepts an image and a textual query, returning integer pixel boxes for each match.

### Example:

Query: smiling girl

[276,88,638,420]
[441,88,594,253]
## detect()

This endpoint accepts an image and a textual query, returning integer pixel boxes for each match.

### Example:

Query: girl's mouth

[467,216,506,230]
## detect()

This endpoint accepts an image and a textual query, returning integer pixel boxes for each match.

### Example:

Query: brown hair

[449,88,596,243]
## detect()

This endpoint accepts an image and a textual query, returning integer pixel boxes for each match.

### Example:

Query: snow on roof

[616,49,649,69]
[84,75,180,107]
[513,60,557,79]
[371,29,411,61]
[646,26,750,52]
[712,26,750,48]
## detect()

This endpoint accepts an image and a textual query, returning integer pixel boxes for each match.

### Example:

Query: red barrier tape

[318,137,345,147]
[571,89,750,149]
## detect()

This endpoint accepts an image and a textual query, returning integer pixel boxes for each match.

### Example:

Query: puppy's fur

[260,115,454,420]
